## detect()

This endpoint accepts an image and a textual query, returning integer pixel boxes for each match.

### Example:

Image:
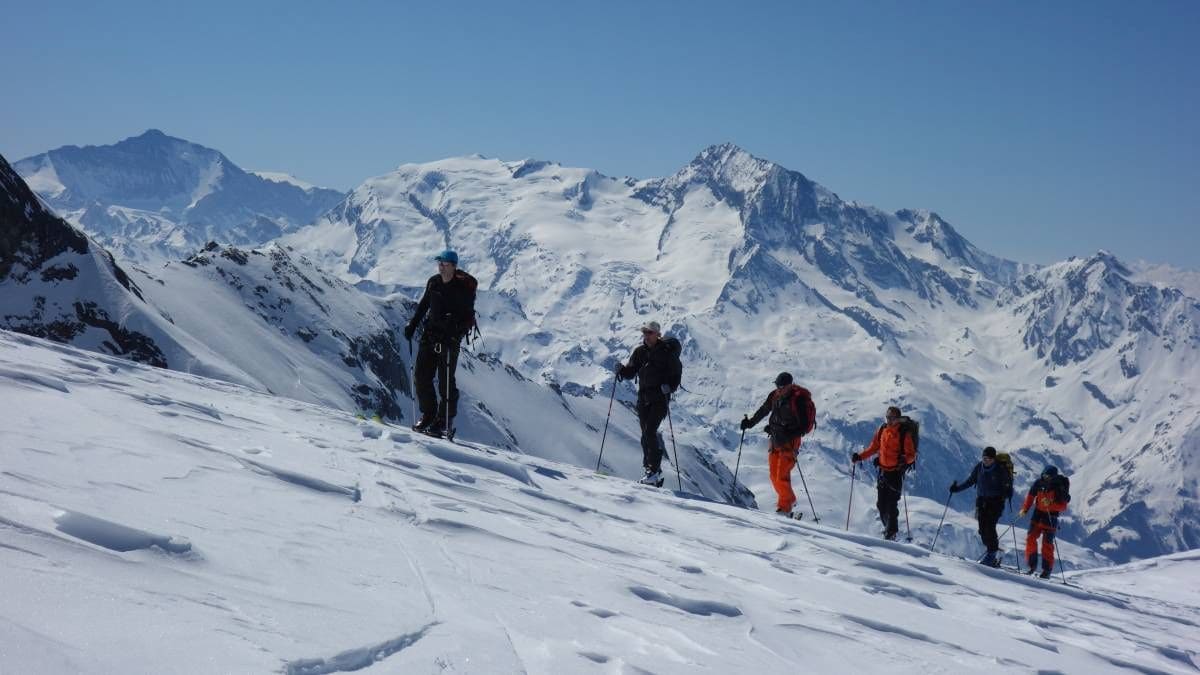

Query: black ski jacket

[952,462,1014,500]
[617,338,682,402]
[409,271,477,344]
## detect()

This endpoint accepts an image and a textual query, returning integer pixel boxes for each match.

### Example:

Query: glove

[1018,508,1028,518]
[660,383,671,395]
[904,462,915,474]
[949,481,958,493]
[403,323,416,341]
[614,363,624,381]
[739,417,752,431]
[851,452,862,463]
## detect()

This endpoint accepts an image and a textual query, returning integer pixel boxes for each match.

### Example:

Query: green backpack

[994,452,1015,494]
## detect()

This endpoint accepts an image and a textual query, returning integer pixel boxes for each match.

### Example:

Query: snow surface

[1,330,1196,673]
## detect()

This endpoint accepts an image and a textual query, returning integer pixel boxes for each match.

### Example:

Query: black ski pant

[636,393,668,473]
[876,468,904,538]
[975,496,1005,553]
[414,339,460,420]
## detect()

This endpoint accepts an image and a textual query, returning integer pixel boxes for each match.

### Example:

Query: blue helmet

[434,249,459,265]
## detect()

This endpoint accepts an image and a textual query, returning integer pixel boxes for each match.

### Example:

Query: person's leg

[1025,522,1042,571]
[413,341,438,419]
[878,470,901,538]
[980,498,1002,553]
[1041,526,1056,571]
[437,343,461,420]
[638,398,668,473]
[769,446,797,512]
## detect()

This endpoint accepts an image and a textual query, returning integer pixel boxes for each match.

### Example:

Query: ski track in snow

[0,331,1197,673]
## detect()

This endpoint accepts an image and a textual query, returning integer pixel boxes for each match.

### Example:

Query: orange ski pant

[769,437,802,512]
[1025,520,1057,568]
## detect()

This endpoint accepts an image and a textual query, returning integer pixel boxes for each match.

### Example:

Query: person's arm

[854,426,883,463]
[405,279,433,337]
[952,464,979,493]
[617,347,644,381]
[744,393,773,428]
[1018,486,1036,516]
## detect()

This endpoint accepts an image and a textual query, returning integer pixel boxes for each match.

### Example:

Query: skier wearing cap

[616,321,682,487]
[851,406,917,540]
[949,446,1015,567]
[740,373,816,516]
[404,250,477,437]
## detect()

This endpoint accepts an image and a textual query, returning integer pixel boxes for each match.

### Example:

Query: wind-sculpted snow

[54,511,192,554]
[1,331,1197,673]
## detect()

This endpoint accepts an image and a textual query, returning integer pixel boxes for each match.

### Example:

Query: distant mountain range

[6,132,1199,563]
[13,130,344,260]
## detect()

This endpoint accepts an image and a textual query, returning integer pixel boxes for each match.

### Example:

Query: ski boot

[638,469,665,488]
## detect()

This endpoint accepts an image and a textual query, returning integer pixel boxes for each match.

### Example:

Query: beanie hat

[982,447,997,459]
[774,372,793,387]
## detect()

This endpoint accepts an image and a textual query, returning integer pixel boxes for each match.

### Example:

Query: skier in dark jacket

[616,321,682,487]
[404,249,477,437]
[1018,465,1070,578]
[740,372,816,516]
[950,446,1014,567]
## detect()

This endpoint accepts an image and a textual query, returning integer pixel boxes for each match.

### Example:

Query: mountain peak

[692,142,761,168]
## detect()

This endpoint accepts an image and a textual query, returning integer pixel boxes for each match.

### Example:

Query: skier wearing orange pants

[1018,465,1071,579]
[740,372,816,516]
[768,437,802,512]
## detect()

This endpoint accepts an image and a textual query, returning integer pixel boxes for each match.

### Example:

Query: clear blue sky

[3,0,1197,268]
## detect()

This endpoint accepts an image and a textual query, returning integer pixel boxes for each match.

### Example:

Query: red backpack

[774,385,816,436]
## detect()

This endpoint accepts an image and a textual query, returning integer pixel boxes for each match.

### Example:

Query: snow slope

[0,330,1195,673]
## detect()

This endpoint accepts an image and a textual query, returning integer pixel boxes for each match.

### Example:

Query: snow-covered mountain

[13,130,344,260]
[282,144,1200,564]
[1,151,742,504]
[0,329,1195,673]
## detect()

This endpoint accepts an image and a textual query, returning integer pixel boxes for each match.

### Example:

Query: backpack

[662,336,683,390]
[1052,474,1071,504]
[454,270,481,345]
[897,416,919,456]
[772,386,816,436]
[994,452,1015,494]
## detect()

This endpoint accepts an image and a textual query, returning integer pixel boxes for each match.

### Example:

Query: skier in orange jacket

[1018,465,1070,579]
[851,406,917,540]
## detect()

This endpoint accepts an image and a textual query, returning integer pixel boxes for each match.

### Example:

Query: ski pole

[443,344,451,437]
[845,461,857,531]
[666,395,682,492]
[1011,515,1021,571]
[795,456,820,523]
[595,375,618,472]
[408,339,417,425]
[929,492,952,552]
[1053,533,1067,584]
[730,425,746,501]
[902,475,913,542]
